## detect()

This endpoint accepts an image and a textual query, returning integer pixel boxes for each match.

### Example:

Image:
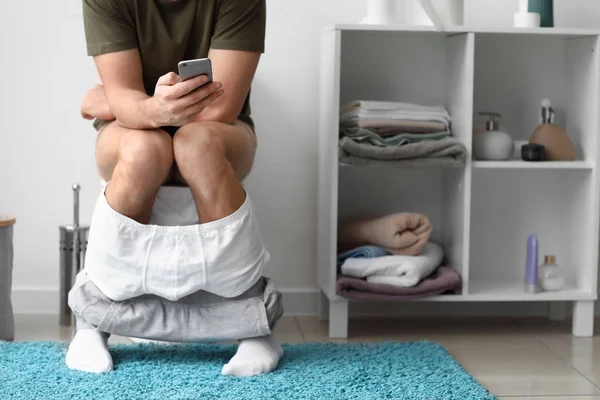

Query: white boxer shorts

[84,188,269,302]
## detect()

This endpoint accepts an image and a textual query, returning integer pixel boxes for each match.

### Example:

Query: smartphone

[178,58,213,83]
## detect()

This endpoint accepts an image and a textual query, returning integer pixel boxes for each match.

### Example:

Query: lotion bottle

[473,112,514,161]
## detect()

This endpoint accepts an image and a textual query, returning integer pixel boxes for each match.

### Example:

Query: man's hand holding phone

[149,72,223,127]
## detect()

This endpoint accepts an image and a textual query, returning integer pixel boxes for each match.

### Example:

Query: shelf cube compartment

[469,169,598,300]
[337,166,468,296]
[339,30,474,149]
[473,33,600,163]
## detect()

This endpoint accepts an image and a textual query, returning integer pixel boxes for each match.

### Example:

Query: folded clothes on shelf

[339,136,467,167]
[347,119,448,136]
[340,127,451,147]
[340,242,444,288]
[340,101,452,133]
[338,213,432,256]
[336,265,462,301]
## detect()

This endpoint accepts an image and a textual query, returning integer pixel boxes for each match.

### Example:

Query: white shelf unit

[317,26,600,339]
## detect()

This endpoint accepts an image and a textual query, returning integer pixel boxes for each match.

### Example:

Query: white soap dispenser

[473,112,514,161]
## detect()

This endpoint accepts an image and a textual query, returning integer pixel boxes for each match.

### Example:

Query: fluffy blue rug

[0,341,495,400]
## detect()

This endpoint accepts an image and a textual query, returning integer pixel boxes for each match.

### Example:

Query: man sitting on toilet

[65,0,284,377]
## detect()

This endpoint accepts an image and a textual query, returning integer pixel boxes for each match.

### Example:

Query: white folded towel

[340,242,444,287]
[366,275,430,287]
[339,101,452,129]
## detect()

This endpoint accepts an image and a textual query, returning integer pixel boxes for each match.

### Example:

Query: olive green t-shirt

[83,0,266,128]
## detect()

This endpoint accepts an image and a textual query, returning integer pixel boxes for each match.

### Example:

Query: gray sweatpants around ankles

[68,271,283,342]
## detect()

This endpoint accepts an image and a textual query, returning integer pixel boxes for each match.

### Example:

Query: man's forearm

[194,106,236,125]
[108,88,158,130]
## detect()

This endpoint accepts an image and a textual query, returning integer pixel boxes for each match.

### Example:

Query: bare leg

[66,122,174,373]
[172,120,256,223]
[96,122,174,223]
[173,121,282,376]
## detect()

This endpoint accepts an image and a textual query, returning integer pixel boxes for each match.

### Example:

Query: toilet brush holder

[0,215,16,341]
[58,184,89,327]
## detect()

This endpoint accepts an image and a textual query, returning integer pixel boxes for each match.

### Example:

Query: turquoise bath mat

[0,341,495,400]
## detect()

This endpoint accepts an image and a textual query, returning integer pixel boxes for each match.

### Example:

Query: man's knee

[119,129,174,178]
[173,121,227,166]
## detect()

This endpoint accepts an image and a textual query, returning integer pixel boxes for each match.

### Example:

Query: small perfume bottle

[538,255,566,291]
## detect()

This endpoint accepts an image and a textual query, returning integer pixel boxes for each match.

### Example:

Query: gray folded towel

[339,136,467,168]
[340,127,451,147]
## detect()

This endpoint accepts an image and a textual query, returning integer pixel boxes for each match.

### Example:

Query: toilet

[101,180,199,226]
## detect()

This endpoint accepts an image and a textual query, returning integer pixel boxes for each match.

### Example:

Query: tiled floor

[13,314,600,399]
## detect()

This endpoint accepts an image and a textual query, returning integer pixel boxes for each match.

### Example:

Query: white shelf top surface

[466,279,596,302]
[407,280,595,302]
[449,26,600,37]
[326,24,438,33]
[473,160,595,170]
[327,24,600,38]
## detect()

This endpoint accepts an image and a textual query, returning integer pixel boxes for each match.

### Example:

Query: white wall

[0,0,366,313]
[2,0,600,314]
[464,0,600,29]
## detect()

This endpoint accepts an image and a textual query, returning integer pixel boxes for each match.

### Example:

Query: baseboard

[12,287,59,315]
[278,288,320,316]
[9,287,596,317]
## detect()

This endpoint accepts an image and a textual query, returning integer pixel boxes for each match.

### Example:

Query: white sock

[65,329,113,373]
[221,335,283,377]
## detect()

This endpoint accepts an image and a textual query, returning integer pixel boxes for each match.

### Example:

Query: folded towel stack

[340,101,452,134]
[338,101,466,167]
[340,243,444,288]
[336,213,461,299]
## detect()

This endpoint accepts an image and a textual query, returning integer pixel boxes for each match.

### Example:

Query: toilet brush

[59,184,89,327]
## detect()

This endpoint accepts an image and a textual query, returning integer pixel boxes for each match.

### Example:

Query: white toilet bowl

[100,181,199,226]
